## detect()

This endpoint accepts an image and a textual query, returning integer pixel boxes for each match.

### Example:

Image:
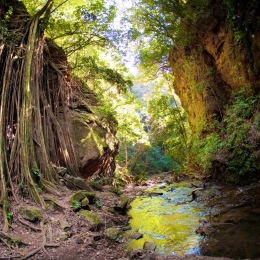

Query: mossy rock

[89,181,103,191]
[119,195,129,208]
[64,175,93,191]
[84,192,97,204]
[102,206,115,213]
[69,191,96,205]
[69,190,89,203]
[80,210,101,225]
[19,206,42,222]
[105,227,123,241]
[81,197,89,207]
[45,199,64,212]
[109,186,123,195]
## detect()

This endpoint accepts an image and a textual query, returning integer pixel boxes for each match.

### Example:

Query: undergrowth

[190,89,260,183]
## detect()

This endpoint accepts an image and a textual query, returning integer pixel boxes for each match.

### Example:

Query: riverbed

[124,180,260,259]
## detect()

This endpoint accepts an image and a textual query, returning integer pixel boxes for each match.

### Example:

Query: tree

[146,81,189,171]
[0,0,131,232]
[0,0,60,231]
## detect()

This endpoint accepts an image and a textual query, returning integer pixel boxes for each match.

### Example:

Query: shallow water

[125,181,207,255]
[125,181,260,259]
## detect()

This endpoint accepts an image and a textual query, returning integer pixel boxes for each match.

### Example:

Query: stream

[124,180,260,259]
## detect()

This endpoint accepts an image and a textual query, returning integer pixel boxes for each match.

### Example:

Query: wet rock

[105,227,123,241]
[122,225,132,231]
[80,210,101,225]
[130,232,143,240]
[19,206,42,222]
[147,192,163,196]
[143,241,156,251]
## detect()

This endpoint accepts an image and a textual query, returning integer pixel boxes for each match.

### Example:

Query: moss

[80,210,101,225]
[109,186,123,196]
[69,191,96,206]
[105,227,123,241]
[19,206,42,222]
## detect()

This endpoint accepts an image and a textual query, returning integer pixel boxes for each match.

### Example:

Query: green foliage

[32,168,40,177]
[76,56,132,93]
[72,199,81,210]
[254,113,260,130]
[147,92,188,171]
[0,6,13,44]
[222,89,260,177]
[190,89,260,181]
[127,0,211,79]
[95,200,102,209]
[223,0,260,43]
[182,55,213,96]
[147,145,174,173]
[6,212,13,222]
[34,183,43,193]
[190,133,222,173]
[133,170,149,182]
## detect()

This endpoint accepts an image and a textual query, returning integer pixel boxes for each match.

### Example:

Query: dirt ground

[0,177,232,260]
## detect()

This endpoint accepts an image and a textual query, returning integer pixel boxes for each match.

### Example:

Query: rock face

[170,1,260,132]
[0,0,118,181]
[45,39,118,179]
[169,0,260,181]
[58,91,118,179]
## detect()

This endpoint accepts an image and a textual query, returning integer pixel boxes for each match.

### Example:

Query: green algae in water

[125,183,206,255]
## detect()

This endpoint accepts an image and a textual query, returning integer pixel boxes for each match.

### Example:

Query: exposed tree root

[21,221,59,260]
[17,217,42,232]
[0,230,29,246]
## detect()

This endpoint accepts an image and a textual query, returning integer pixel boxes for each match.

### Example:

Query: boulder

[68,190,96,206]
[143,241,156,252]
[130,232,143,240]
[19,206,42,222]
[80,210,101,225]
[59,105,119,179]
[105,227,123,241]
